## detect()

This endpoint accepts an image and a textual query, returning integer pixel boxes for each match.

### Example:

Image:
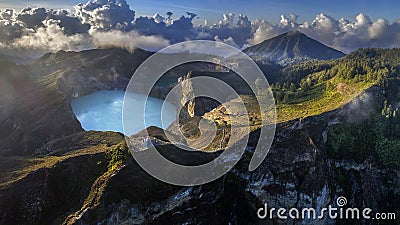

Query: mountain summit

[243,31,345,64]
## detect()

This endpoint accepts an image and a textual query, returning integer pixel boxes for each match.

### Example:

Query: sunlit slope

[273,48,400,122]
[210,48,400,124]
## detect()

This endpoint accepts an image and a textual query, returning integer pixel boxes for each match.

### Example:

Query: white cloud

[0,0,399,58]
[12,19,91,52]
[246,19,285,46]
[17,7,47,28]
[75,0,135,30]
[220,13,235,25]
[246,13,400,53]
[90,29,170,51]
[214,35,239,48]
[152,13,164,24]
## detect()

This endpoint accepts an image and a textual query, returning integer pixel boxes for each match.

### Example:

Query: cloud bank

[0,0,399,59]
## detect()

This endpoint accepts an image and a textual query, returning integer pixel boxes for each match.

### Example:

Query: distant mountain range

[243,31,345,64]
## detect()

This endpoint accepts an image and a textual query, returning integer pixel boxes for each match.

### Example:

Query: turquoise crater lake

[71,90,177,136]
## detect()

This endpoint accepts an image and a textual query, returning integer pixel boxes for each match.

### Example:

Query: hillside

[1,88,399,224]
[244,31,345,64]
[273,48,400,122]
[0,47,399,224]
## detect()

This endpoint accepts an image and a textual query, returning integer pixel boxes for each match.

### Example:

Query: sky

[1,0,398,23]
[132,0,400,24]
[0,0,399,57]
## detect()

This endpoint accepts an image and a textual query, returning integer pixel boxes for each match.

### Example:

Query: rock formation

[179,71,196,118]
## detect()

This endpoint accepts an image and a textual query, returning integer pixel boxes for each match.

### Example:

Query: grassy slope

[273,48,400,122]
[0,131,124,189]
[276,79,374,123]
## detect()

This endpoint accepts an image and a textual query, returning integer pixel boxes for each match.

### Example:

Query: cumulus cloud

[186,12,198,20]
[246,12,400,53]
[132,13,198,43]
[203,13,253,47]
[246,19,286,46]
[0,0,399,59]
[16,7,47,28]
[0,0,167,56]
[75,0,135,30]
[307,13,400,52]
[12,19,91,52]
[0,13,26,42]
[214,36,239,48]
[91,29,170,51]
[152,13,164,24]
[14,7,90,34]
[220,13,235,25]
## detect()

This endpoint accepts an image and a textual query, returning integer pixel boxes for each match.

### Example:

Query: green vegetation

[105,142,130,170]
[208,49,400,158]
[325,74,400,168]
[327,116,380,161]
[0,131,125,189]
[253,48,400,167]
[327,114,400,168]
[0,146,107,189]
[266,48,400,122]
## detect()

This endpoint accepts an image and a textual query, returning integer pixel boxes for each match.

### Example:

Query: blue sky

[133,0,399,23]
[1,0,399,24]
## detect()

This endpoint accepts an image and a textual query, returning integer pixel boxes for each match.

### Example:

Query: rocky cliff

[0,48,399,224]
[0,86,398,225]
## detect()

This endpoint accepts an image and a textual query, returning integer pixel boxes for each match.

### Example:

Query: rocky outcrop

[179,71,196,118]
[177,71,236,119]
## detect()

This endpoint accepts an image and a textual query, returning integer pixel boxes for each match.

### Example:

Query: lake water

[71,90,177,136]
